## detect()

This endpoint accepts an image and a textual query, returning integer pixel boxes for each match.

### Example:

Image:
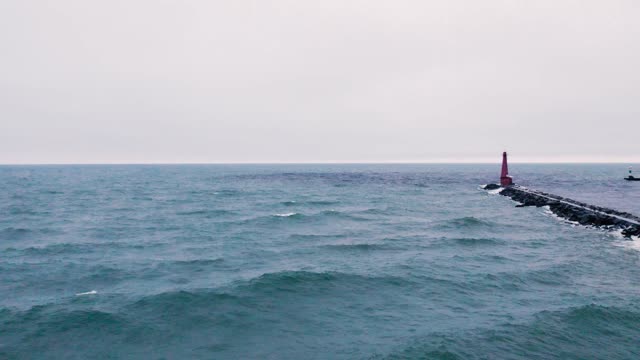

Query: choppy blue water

[1,164,639,359]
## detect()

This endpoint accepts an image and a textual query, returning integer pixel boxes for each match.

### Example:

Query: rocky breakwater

[485,184,640,238]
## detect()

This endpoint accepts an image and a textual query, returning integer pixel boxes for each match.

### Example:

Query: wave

[15,243,93,256]
[524,268,572,286]
[212,189,241,197]
[320,243,396,251]
[238,210,369,225]
[0,227,32,240]
[481,272,527,291]
[8,208,39,216]
[273,212,300,218]
[614,235,640,251]
[280,200,339,207]
[470,265,574,292]
[451,237,505,246]
[154,258,226,273]
[288,233,348,241]
[445,216,496,229]
[176,209,234,217]
[381,304,640,359]
[559,304,640,327]
[480,254,511,263]
[308,200,340,206]
[2,259,225,290]
[50,309,125,328]
[317,210,369,221]
[7,276,635,360]
[125,271,402,317]
[75,290,97,296]
[123,278,430,334]
[1,291,245,354]
[0,307,128,340]
[5,241,168,256]
[42,190,64,195]
[128,290,242,318]
[357,208,388,215]
[426,236,505,248]
[236,270,412,296]
[167,258,224,266]
[7,243,105,256]
[460,217,493,227]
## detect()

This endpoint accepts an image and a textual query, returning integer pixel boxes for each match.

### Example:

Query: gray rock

[484,184,501,190]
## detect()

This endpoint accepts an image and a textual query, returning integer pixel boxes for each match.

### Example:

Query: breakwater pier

[500,185,640,238]
[485,152,640,238]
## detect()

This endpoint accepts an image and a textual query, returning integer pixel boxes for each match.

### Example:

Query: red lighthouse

[500,151,513,187]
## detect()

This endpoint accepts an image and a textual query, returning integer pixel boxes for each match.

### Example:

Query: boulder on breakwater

[483,184,501,191]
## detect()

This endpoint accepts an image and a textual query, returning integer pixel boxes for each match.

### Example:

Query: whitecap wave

[274,213,298,217]
[75,290,97,296]
[479,184,503,195]
[612,230,640,251]
[540,206,582,226]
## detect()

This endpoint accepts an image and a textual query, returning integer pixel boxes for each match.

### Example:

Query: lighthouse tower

[500,152,513,187]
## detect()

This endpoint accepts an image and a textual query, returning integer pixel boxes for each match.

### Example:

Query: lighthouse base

[500,176,513,187]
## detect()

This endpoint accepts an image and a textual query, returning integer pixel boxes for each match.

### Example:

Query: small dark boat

[625,167,640,181]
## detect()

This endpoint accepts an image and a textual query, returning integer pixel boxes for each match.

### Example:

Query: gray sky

[1,0,639,164]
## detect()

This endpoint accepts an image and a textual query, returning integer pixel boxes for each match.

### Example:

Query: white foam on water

[534,207,639,251]
[75,290,97,296]
[274,213,297,217]
[540,206,640,247]
[541,206,580,226]
[614,238,640,251]
[478,185,503,195]
[610,229,640,251]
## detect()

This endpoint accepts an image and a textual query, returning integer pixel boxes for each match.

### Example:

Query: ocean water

[1,164,639,359]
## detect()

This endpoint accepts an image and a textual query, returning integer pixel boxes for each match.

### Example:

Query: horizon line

[1,160,639,166]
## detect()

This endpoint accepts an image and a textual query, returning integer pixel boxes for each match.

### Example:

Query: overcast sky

[1,1,639,164]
